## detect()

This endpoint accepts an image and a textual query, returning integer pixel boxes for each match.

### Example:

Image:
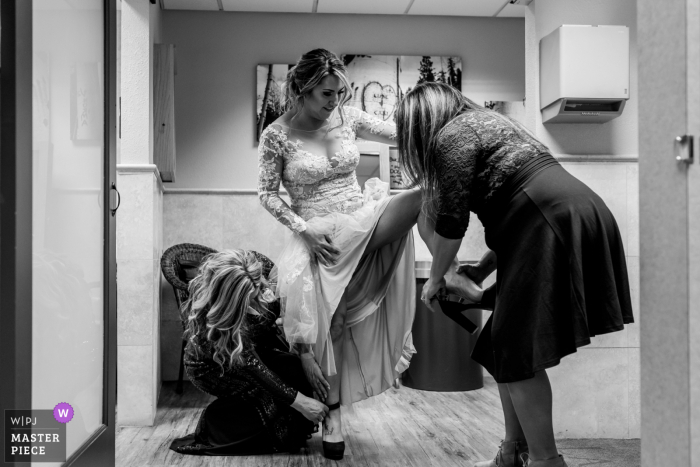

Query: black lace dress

[433,108,634,383]
[169,303,316,456]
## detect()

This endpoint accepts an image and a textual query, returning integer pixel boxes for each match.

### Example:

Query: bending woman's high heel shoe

[474,439,528,467]
[322,402,345,460]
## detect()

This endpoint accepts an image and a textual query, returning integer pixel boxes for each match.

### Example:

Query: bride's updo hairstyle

[183,249,266,371]
[285,48,352,125]
[396,82,481,218]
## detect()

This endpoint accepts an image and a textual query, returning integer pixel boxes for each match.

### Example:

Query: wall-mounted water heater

[540,25,629,123]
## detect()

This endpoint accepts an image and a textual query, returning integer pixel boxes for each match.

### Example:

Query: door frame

[0,0,118,465]
[0,0,34,437]
[638,0,700,465]
[67,0,117,463]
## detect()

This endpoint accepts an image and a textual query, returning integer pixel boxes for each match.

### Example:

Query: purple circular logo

[53,402,74,423]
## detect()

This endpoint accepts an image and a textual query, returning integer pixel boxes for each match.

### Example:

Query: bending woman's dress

[258,107,416,405]
[431,108,634,383]
[170,303,316,456]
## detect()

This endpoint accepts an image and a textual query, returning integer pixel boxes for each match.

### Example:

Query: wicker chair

[160,243,275,394]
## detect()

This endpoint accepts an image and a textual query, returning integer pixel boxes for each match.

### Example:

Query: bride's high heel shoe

[433,282,497,334]
[322,402,345,460]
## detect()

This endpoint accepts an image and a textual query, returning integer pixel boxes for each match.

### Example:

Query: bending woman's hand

[421,277,446,312]
[300,353,330,401]
[457,263,486,284]
[457,250,497,284]
[300,223,340,267]
[291,392,329,424]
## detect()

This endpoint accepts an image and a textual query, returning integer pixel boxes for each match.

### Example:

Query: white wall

[523,0,640,439]
[526,0,638,156]
[161,11,525,189]
[117,0,164,427]
[32,6,108,456]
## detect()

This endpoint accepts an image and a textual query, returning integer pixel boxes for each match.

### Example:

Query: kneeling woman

[170,250,328,456]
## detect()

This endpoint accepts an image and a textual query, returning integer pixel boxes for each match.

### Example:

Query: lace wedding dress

[258,106,416,405]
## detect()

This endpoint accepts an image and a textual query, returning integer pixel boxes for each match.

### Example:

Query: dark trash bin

[402,263,485,392]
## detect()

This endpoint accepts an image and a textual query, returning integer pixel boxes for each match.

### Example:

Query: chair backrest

[160,244,275,309]
[161,243,218,309]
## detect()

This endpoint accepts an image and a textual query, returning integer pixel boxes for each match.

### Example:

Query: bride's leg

[363,188,422,254]
[323,293,347,443]
[363,187,480,300]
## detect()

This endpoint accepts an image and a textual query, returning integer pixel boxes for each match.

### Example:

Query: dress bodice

[258,107,396,232]
[432,108,551,240]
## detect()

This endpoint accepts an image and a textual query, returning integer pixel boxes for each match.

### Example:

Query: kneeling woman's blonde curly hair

[182,249,267,371]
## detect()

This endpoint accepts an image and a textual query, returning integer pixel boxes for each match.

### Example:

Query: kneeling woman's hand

[291,392,329,424]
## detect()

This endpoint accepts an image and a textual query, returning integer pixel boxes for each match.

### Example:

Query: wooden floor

[116,379,507,466]
[116,380,641,467]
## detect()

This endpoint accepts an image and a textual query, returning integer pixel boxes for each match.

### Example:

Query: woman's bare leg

[364,189,466,292]
[498,383,526,442]
[364,188,481,300]
[364,188,422,254]
[506,370,558,461]
[323,294,347,443]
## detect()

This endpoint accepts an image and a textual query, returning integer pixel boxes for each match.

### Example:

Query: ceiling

[160,0,527,17]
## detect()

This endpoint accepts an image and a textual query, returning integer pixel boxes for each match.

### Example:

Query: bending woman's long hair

[396,82,481,219]
[182,249,266,370]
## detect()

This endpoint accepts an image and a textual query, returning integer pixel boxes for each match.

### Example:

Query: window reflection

[32,0,105,460]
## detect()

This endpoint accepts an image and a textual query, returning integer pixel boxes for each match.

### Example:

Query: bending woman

[396,82,634,467]
[170,250,328,456]
[257,49,480,460]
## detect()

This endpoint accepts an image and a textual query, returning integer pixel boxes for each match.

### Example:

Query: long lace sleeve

[257,126,307,234]
[433,121,481,239]
[347,107,397,145]
[242,348,297,405]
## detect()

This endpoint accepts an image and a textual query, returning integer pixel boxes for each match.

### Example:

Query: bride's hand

[300,224,340,267]
[300,353,330,401]
[421,277,446,312]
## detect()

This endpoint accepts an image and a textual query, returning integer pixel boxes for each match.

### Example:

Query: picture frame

[256,64,293,141]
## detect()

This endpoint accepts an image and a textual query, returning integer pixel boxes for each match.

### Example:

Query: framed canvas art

[256,64,293,140]
[342,54,462,123]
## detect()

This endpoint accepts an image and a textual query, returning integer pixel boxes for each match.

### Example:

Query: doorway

[0,0,118,465]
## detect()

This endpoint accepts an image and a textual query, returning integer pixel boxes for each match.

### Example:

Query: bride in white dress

[257,49,480,460]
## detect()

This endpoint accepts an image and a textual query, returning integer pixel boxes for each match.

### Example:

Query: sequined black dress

[169,305,316,456]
